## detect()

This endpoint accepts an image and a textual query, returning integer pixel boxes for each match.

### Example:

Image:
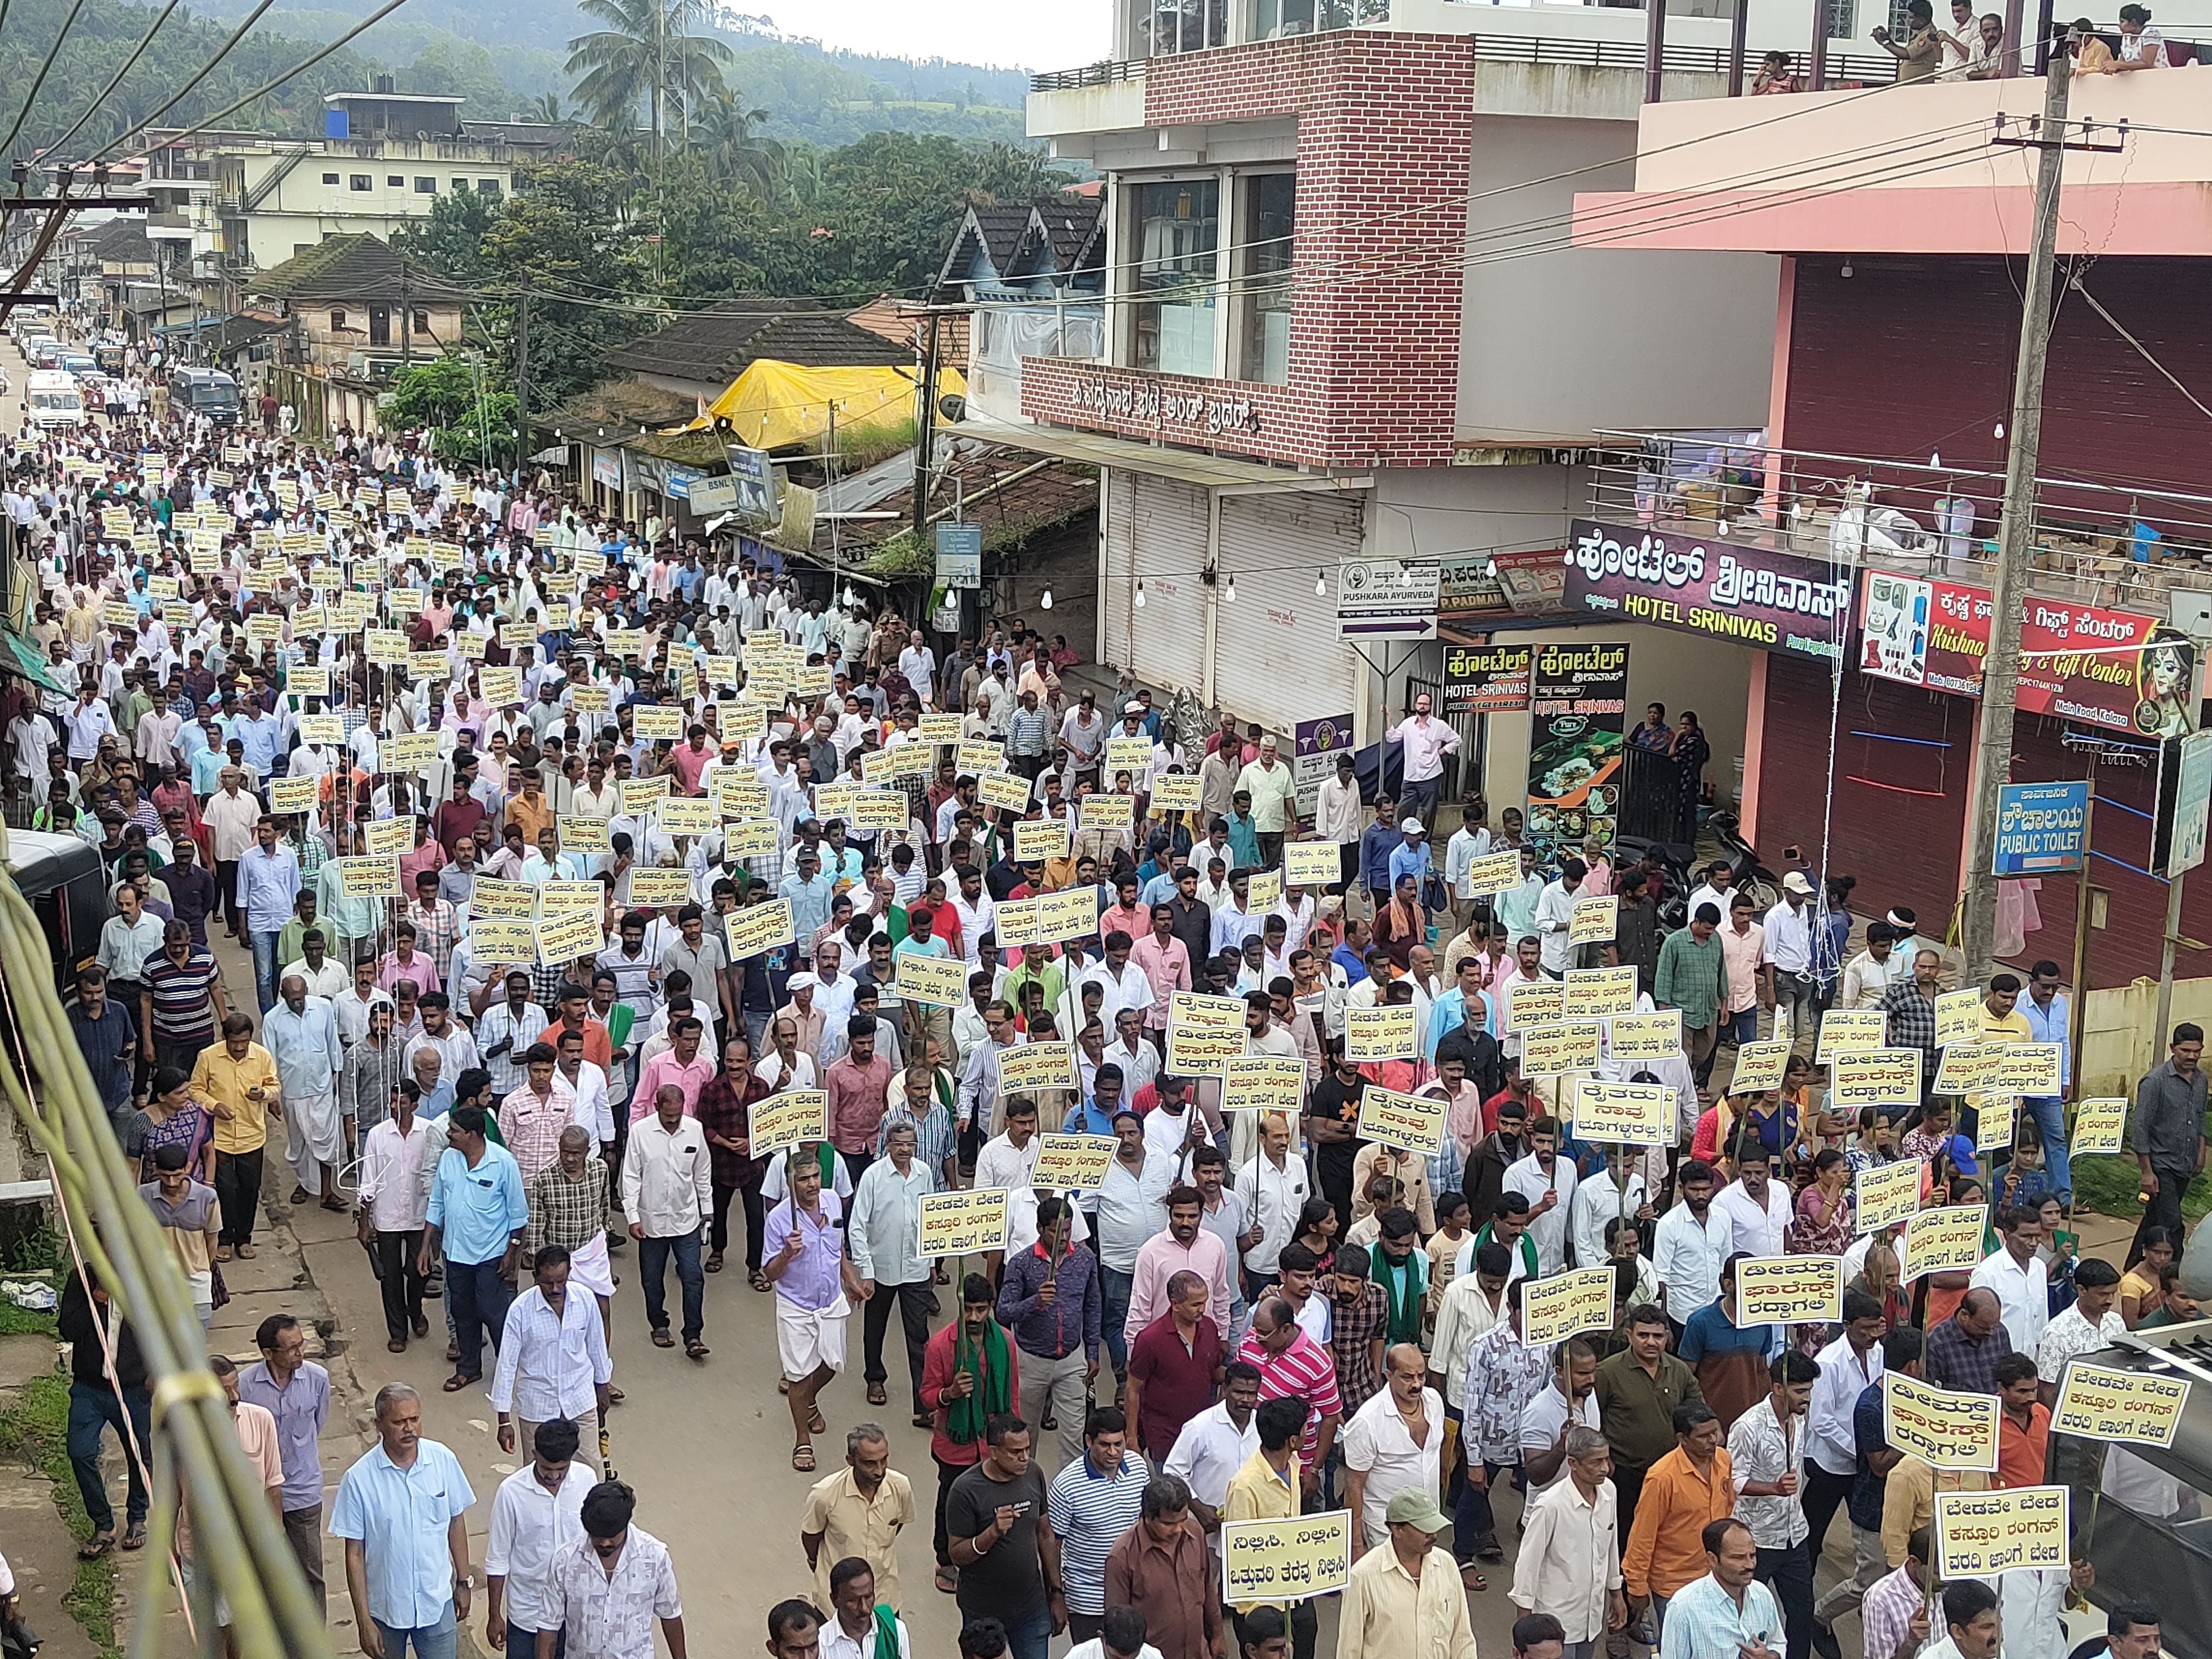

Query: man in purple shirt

[235,1312,333,1620]
[761,1153,862,1473]
[996,1194,1102,1468]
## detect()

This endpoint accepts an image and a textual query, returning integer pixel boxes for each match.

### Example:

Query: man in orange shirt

[1995,1353,2050,1489]
[1623,1400,1735,1631]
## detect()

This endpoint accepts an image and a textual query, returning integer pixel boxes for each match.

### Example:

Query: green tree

[564,0,732,138]
[384,354,518,467]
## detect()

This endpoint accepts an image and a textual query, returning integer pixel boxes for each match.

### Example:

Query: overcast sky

[758,0,1108,73]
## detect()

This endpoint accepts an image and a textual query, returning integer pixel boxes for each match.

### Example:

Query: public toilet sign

[1992,780,2089,875]
[1337,559,1439,639]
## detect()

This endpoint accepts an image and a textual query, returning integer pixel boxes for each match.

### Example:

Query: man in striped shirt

[1233,1295,1343,1500]
[142,920,228,1075]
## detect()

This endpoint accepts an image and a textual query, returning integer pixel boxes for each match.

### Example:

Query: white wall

[1456,114,1777,446]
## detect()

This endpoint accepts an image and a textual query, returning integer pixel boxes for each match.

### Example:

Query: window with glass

[1236,174,1294,385]
[1139,0,1226,56]
[1251,0,1386,37]
[1131,179,1219,377]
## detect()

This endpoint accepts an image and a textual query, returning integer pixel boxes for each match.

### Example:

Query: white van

[26,369,82,430]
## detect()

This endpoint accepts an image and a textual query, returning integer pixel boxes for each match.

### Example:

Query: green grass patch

[2069,1154,2212,1225]
[0,1370,121,1659]
[0,1300,59,1336]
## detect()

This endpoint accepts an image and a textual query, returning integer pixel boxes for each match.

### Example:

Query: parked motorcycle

[1707,810,1782,911]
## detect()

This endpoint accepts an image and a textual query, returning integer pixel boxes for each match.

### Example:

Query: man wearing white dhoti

[526,1126,621,1356]
[264,975,345,1210]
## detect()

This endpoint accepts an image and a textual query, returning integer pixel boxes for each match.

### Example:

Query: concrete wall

[1459,113,1777,444]
[2082,974,2212,1098]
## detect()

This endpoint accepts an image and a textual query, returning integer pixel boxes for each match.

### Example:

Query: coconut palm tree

[692,89,783,196]
[564,0,733,143]
[521,90,567,124]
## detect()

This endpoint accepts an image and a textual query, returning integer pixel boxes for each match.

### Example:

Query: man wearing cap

[1386,694,1461,831]
[1388,816,1432,901]
[1338,1488,1479,1659]
[1762,874,1819,1047]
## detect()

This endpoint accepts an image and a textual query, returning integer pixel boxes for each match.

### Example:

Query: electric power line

[42,0,194,164]
[1,0,93,160]
[82,0,281,165]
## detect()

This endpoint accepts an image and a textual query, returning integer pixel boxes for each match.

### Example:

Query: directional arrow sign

[1337,558,1440,641]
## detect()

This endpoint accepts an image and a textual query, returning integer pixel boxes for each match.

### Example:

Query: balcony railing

[1031,58,1146,92]
[1587,430,2212,612]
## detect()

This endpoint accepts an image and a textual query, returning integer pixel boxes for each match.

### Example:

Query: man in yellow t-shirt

[1222,1395,1316,1655]
[190,1014,280,1261]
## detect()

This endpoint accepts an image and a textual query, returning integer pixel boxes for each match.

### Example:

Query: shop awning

[0,625,68,696]
[956,415,1370,493]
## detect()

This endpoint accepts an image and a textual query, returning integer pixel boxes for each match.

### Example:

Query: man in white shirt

[1163,1365,1262,1558]
[1805,1291,1887,1585]
[354,1086,436,1348]
[1502,1116,1577,1275]
[1533,859,1586,979]
[819,1559,911,1659]
[1385,693,1460,827]
[1838,922,1906,1011]
[1232,1113,1310,1297]
[2034,1257,2124,1404]
[1711,1145,1792,1259]
[491,1247,613,1464]
[619,1085,713,1355]
[1652,1161,1732,1328]
[545,1481,685,1659]
[1967,1204,2050,1358]
[1761,873,1818,1043]
[484,1417,591,1657]
[1341,1344,1445,1550]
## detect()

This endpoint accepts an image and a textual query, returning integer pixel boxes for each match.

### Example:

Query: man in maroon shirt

[431,771,486,858]
[1123,1270,1225,1463]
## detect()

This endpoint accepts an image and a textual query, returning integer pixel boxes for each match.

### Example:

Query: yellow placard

[1284,841,1340,886]
[918,713,963,744]
[753,1089,829,1155]
[1014,820,1070,863]
[657,797,716,837]
[994,897,1042,950]
[559,815,611,854]
[535,907,605,966]
[1507,980,1564,1031]
[702,653,738,689]
[1829,1048,1921,1109]
[100,599,143,629]
[1735,1255,1841,1325]
[725,900,795,959]
[1029,1134,1118,1192]
[479,666,522,706]
[456,633,488,664]
[633,705,683,742]
[1220,1055,1308,1114]
[1569,894,1617,945]
[467,918,539,964]
[1854,1159,1923,1235]
[1167,990,1247,1077]
[617,776,670,814]
[268,775,319,813]
[1220,1512,1350,1607]
[625,868,694,908]
[569,686,612,717]
[2070,1097,2128,1157]
[1573,1080,1674,1143]
[1934,1042,2005,1096]
[955,740,1006,779]
[469,878,538,921]
[1884,1372,2001,1472]
[337,855,401,899]
[358,817,412,859]
[245,611,285,642]
[851,790,910,832]
[1344,1005,1417,1063]
[298,713,343,745]
[409,650,451,683]
[538,881,602,915]
[722,820,780,859]
[1104,736,1152,776]
[1150,772,1203,813]
[1246,871,1284,913]
[287,665,330,700]
[2051,1361,2189,1447]
[1355,1085,1446,1156]
[1562,966,1637,1018]
[1900,1204,1990,1281]
[1728,1040,1791,1095]
[1606,1010,1681,1062]
[979,772,1032,815]
[1520,1267,1617,1347]
[1038,886,1100,943]
[996,1042,1080,1094]
[711,774,769,820]
[1974,1094,2018,1154]
[1936,989,1982,1048]
[1997,1043,2063,1096]
[373,632,422,670]
[915,1186,1009,1258]
[813,783,859,827]
[1467,849,1523,896]
[1934,1486,2069,1577]
[384,731,439,772]
[895,952,968,1009]
[1520,1020,1602,1077]
[1816,1008,1887,1062]
[1080,793,1135,831]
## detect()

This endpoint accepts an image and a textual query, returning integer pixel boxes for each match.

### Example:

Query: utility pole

[400,260,413,367]
[513,281,531,483]
[1961,54,2071,981]
[911,302,940,547]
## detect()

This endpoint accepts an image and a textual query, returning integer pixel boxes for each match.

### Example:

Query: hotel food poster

[1525,641,1628,856]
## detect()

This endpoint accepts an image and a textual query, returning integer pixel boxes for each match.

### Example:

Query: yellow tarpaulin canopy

[693,359,967,453]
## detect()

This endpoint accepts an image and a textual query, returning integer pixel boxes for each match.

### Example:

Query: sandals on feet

[867,1382,888,1406]
[122,1522,147,1552]
[934,1567,958,1595]
[79,1532,114,1560]
[792,1444,815,1471]
[704,1251,725,1273]
[685,1340,710,1360]
[651,1328,676,1348]
[808,1405,826,1435]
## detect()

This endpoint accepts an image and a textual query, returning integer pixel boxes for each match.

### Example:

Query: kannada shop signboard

[1860,568,2200,737]
[1526,642,1627,854]
[1442,642,1534,713]
[1565,519,1852,663]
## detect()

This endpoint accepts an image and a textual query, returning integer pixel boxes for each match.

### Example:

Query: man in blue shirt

[420,1105,528,1392]
[237,818,302,1013]
[778,847,835,946]
[236,1313,333,1617]
[68,966,137,1137]
[1358,797,1401,913]
[2019,959,2072,1202]
[333,1381,475,1659]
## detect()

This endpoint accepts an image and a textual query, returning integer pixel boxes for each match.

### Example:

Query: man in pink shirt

[629,1015,715,1122]
[670,726,713,794]
[824,1017,894,1182]
[1100,872,1148,947]
[1130,903,1192,1032]
[1123,1184,1231,1346]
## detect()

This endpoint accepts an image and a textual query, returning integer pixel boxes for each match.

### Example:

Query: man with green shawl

[919,1273,1021,1597]
[1370,1208,1428,1350]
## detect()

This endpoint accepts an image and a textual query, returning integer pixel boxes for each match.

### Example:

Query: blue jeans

[68,1381,152,1533]
[2025,1094,2070,1198]
[372,1604,457,1659]
[1720,1006,1760,1046]
[1100,1265,1134,1374]
[250,929,282,1012]
[999,1601,1051,1659]
[446,1257,512,1381]
[1453,1458,1508,1559]
[640,1229,704,1343]
[509,1621,565,1659]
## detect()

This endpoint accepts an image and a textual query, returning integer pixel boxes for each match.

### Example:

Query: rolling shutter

[1113,472,1210,698]
[1212,490,1366,735]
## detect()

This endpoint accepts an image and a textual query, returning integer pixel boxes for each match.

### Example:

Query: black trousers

[933,1454,970,1566]
[1612,1461,1647,1552]
[710,1179,767,1271]
[374,1229,427,1341]
[1801,1462,1854,1568]
[214,1146,263,1246]
[862,1279,933,1413]
[216,859,241,931]
[1758,1540,1816,1659]
[2133,1164,2190,1263]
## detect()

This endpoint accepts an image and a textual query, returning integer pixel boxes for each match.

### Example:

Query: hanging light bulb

[1993,421,2006,440]
[1930,451,1941,468]
[1314,571,1326,597]
[1040,585,1054,610]
[1486,558,1499,577]
[1134,580,1146,609]
[841,584,857,609]
[1224,573,1237,603]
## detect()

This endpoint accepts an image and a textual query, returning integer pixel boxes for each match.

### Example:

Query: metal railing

[1586,430,2212,613]
[1031,58,1148,91]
